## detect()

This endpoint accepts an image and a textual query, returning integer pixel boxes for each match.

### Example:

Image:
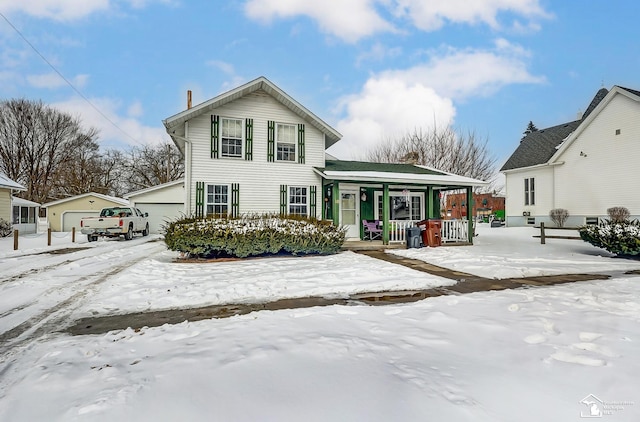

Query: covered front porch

[314,160,486,246]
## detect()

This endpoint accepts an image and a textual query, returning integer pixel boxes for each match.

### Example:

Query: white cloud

[26,72,89,89]
[244,0,396,43]
[328,41,544,159]
[355,42,402,66]
[51,96,168,148]
[393,0,549,31]
[127,100,144,118]
[329,77,456,159]
[0,0,175,21]
[0,0,111,21]
[243,0,549,42]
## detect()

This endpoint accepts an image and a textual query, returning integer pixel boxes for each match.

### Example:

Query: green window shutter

[267,121,275,162]
[280,184,287,215]
[245,119,253,161]
[297,123,305,164]
[309,185,317,217]
[195,181,205,218]
[231,183,240,217]
[211,115,220,159]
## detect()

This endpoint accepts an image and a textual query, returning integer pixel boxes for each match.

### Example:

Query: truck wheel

[142,223,149,236]
[124,224,133,240]
[88,235,95,242]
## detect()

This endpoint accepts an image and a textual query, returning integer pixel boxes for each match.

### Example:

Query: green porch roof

[319,160,446,175]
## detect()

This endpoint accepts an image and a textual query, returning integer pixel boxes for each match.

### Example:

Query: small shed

[124,180,185,234]
[42,193,130,232]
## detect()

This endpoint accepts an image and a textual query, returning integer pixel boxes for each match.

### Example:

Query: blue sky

[1,0,639,167]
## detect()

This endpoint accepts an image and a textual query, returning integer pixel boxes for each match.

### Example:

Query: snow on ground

[1,227,639,421]
[391,224,640,278]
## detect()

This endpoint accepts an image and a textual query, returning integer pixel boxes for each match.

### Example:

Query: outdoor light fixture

[361,191,367,201]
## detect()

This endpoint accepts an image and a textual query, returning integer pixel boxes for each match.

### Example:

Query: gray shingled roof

[500,87,609,171]
[619,86,640,98]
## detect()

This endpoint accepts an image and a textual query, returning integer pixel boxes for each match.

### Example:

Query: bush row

[164,214,346,258]
[579,219,640,256]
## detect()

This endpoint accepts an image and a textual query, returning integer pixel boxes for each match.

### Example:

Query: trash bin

[418,219,442,247]
[406,226,422,248]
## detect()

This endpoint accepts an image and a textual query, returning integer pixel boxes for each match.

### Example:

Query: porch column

[382,183,389,245]
[332,182,340,226]
[466,187,474,243]
[427,187,434,218]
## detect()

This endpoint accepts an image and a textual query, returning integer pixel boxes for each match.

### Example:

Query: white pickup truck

[80,206,150,242]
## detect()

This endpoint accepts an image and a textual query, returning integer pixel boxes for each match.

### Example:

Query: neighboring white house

[12,197,41,234]
[501,85,640,227]
[0,173,26,228]
[163,76,486,244]
[124,180,185,234]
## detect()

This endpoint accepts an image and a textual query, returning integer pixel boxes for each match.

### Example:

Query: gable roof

[42,192,129,208]
[0,173,25,191]
[163,76,342,152]
[315,160,487,187]
[124,179,184,199]
[500,87,610,172]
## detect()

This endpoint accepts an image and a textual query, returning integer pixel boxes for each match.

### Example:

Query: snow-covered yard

[0,225,639,421]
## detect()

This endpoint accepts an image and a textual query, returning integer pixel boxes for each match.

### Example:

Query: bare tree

[367,126,496,183]
[0,99,101,203]
[120,142,184,193]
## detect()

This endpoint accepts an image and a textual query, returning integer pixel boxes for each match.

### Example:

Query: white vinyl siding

[554,93,640,216]
[187,90,325,218]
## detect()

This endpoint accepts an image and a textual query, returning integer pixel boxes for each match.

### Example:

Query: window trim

[206,184,230,216]
[373,191,425,221]
[524,177,535,206]
[276,123,297,162]
[220,117,243,158]
[288,186,308,216]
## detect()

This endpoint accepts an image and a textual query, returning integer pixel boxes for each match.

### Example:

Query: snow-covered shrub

[549,208,569,227]
[0,218,11,237]
[164,213,347,258]
[607,206,630,223]
[579,220,640,256]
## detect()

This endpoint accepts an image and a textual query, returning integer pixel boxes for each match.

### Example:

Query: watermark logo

[580,394,634,418]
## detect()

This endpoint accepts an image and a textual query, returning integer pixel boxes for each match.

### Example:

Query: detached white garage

[125,180,185,234]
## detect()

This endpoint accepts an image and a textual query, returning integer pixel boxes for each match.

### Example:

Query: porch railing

[386,219,470,244]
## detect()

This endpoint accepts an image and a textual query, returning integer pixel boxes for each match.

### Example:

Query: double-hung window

[206,184,229,216]
[524,177,535,206]
[276,123,296,162]
[289,186,308,215]
[221,118,243,158]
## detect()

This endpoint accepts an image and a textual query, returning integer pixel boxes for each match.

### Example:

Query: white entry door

[340,191,360,239]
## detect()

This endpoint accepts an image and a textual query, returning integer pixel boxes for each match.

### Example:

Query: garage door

[135,203,184,234]
[62,211,100,232]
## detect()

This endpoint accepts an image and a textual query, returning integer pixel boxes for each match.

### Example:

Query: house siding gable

[186,90,325,217]
[553,93,640,216]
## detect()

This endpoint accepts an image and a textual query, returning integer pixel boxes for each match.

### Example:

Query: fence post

[72,227,76,243]
[48,228,52,246]
[540,222,546,245]
[13,229,18,250]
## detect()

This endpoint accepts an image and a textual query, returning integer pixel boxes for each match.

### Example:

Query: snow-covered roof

[0,174,25,191]
[42,192,129,208]
[315,160,487,188]
[12,197,41,207]
[124,180,184,199]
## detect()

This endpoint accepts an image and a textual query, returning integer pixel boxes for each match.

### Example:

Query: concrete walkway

[65,250,614,336]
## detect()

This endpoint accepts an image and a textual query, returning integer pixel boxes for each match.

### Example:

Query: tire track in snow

[0,241,167,358]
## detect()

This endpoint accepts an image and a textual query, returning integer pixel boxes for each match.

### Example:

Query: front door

[340,190,360,239]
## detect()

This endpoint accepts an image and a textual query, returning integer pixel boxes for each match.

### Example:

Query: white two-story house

[163,77,486,244]
[501,85,640,227]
